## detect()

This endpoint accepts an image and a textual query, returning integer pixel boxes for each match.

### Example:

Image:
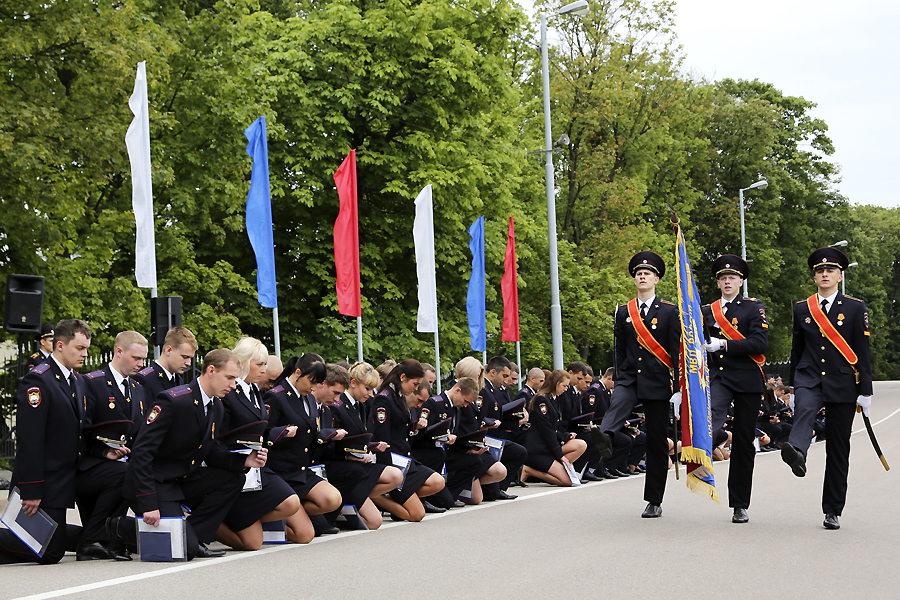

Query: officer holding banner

[592,251,681,518]
[781,247,872,530]
[701,255,769,524]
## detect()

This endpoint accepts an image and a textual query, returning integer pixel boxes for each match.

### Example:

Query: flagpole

[152,286,160,359]
[516,341,522,387]
[273,308,281,359]
[356,316,363,362]
[434,330,441,394]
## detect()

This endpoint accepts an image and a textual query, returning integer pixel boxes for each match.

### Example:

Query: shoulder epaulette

[796,299,806,305]
[32,363,50,375]
[745,297,760,302]
[138,366,155,376]
[86,370,105,379]
[843,295,863,303]
[659,300,676,306]
[378,388,391,397]
[332,399,344,408]
[30,352,39,359]
[166,384,192,398]
[271,384,284,395]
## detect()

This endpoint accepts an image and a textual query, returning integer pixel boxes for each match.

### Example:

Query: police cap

[629,251,665,278]
[711,254,749,279]
[808,247,849,272]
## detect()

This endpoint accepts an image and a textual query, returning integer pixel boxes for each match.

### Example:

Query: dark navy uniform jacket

[478,381,504,427]
[133,362,182,405]
[219,382,291,451]
[514,385,536,404]
[370,386,416,462]
[790,292,872,399]
[81,364,147,471]
[581,383,610,422]
[701,295,769,394]
[123,381,246,514]
[264,384,334,481]
[614,298,681,399]
[26,350,50,372]
[525,395,566,462]
[11,360,86,507]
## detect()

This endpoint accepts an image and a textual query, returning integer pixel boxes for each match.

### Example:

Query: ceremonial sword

[858,406,890,471]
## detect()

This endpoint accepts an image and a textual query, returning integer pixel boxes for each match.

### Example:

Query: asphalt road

[2,382,899,600]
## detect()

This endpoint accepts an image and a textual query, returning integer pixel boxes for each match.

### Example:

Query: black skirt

[525,452,557,474]
[388,458,434,504]
[324,459,386,508]
[283,470,326,500]
[224,467,295,532]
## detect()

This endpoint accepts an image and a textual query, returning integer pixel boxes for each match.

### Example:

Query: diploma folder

[137,516,187,561]
[262,519,287,543]
[0,487,58,558]
[391,452,412,491]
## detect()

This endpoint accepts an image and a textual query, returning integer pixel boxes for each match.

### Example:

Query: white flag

[126,61,157,289]
[413,185,438,332]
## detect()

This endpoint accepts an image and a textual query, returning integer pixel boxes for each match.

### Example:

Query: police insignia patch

[376,407,387,423]
[476,397,483,409]
[589,398,595,405]
[421,408,430,419]
[147,405,162,424]
[27,387,41,408]
[540,403,547,415]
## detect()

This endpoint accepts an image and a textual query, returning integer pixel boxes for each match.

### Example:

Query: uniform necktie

[123,378,130,399]
[66,372,74,391]
[821,298,828,314]
[357,401,365,423]
[723,301,731,315]
[640,304,647,319]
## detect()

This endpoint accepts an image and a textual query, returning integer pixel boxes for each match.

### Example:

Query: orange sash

[710,301,765,366]
[627,299,673,369]
[807,295,859,381]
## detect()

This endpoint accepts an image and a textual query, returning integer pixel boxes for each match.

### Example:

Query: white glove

[857,395,872,418]
[703,339,723,353]
[670,392,682,419]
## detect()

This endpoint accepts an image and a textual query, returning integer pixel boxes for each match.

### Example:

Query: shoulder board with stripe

[271,384,284,395]
[33,363,50,375]
[30,352,39,359]
[432,396,446,405]
[659,300,676,306]
[138,366,155,376]
[378,388,392,397]
[166,384,192,398]
[85,370,105,379]
[796,299,806,305]
[745,297,761,303]
[843,295,863,303]
[332,399,344,408]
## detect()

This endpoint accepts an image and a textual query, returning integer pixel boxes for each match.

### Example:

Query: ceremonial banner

[413,185,438,332]
[125,62,157,289]
[244,116,278,308]
[466,216,486,352]
[333,150,361,317]
[501,216,519,342]
[674,223,718,501]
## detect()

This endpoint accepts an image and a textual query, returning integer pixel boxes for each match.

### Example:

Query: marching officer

[0,319,91,564]
[701,255,769,524]
[781,247,872,530]
[593,251,681,518]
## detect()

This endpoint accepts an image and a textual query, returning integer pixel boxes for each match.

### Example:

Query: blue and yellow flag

[674,222,718,502]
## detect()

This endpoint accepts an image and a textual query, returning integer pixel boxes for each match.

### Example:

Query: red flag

[501,215,519,341]
[333,150,361,317]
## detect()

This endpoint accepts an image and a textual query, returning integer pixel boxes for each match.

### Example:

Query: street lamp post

[738,179,768,297]
[541,0,589,370]
[844,262,858,295]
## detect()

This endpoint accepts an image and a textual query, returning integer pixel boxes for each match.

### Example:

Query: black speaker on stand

[150,296,182,347]
[5,274,45,379]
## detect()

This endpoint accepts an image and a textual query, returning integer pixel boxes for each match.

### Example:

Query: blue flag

[244,116,277,309]
[674,222,718,502]
[467,216,486,352]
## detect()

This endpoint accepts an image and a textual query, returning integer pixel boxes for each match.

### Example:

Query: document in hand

[0,487,58,558]
[391,452,412,491]
[485,436,506,462]
[340,505,369,530]
[137,516,187,561]
[563,461,582,486]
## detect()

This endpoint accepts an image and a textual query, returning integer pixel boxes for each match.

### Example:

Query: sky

[520,0,900,209]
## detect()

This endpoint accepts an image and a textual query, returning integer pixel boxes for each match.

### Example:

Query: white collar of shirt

[51,355,72,382]
[817,291,839,312]
[155,360,175,382]
[41,350,51,359]
[343,390,357,407]
[486,380,495,392]
[109,363,129,394]
[639,296,656,311]
[285,378,301,398]
[235,378,251,397]
[525,385,535,394]
[199,381,215,408]
[720,296,736,307]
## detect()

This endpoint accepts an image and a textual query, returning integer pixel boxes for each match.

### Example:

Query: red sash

[710,301,766,366]
[627,299,673,369]
[807,295,859,381]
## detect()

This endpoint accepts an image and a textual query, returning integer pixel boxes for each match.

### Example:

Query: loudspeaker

[4,274,44,335]
[150,296,182,346]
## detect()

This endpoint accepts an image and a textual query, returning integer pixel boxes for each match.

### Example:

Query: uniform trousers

[788,386,856,515]
[0,506,69,564]
[121,467,244,560]
[76,460,128,545]
[710,381,761,509]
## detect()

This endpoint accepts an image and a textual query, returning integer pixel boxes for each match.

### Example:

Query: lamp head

[830,240,849,247]
[556,134,570,147]
[558,0,590,17]
[749,180,768,190]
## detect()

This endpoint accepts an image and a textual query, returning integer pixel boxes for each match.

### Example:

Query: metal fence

[0,348,204,466]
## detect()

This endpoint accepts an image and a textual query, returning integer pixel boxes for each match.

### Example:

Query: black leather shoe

[76,542,115,561]
[452,500,465,508]
[105,517,132,561]
[582,471,603,482]
[320,525,341,534]
[510,479,528,488]
[613,468,632,478]
[497,491,517,500]
[196,543,226,558]
[590,427,614,458]
[422,500,447,513]
[732,508,749,524]
[823,513,840,530]
[602,469,619,479]
[781,443,807,477]
[641,503,662,518]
